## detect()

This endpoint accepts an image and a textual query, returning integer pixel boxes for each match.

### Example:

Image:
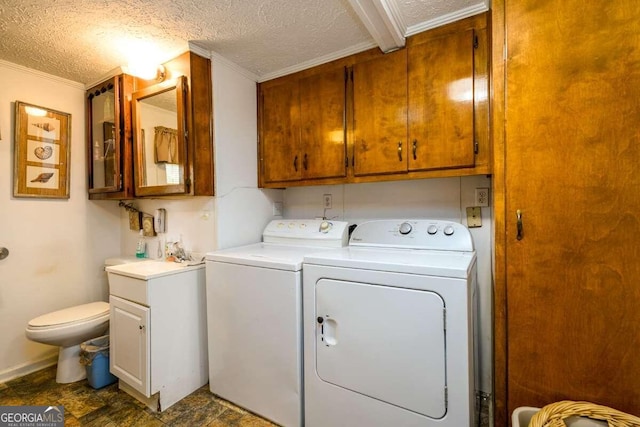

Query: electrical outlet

[475,188,490,207]
[323,194,332,209]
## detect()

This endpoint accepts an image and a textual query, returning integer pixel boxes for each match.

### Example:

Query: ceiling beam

[346,0,406,52]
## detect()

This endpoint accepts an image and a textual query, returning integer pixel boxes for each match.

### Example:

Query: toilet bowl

[24,256,143,383]
[26,301,110,383]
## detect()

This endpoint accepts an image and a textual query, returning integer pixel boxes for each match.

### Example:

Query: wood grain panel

[408,29,475,171]
[504,0,640,418]
[352,49,408,176]
[299,67,346,179]
[260,80,301,183]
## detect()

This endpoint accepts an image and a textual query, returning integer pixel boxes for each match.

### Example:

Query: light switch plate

[466,206,482,228]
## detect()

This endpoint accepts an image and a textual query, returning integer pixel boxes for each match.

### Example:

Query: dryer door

[315,279,447,418]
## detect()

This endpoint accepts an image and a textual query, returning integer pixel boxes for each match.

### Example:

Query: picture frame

[13,101,71,198]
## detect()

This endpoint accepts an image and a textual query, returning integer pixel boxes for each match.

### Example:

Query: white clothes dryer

[303,219,477,427]
[205,219,348,427]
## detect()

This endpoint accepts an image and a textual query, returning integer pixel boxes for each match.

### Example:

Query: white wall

[283,175,493,394]
[119,56,282,260]
[0,61,121,381]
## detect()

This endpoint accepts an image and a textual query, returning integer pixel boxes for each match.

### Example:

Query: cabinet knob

[139,325,145,331]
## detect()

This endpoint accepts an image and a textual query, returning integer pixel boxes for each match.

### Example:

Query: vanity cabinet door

[110,295,150,397]
[408,29,476,171]
[352,49,408,176]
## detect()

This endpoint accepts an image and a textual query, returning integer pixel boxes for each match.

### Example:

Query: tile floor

[1,365,492,426]
[0,366,277,426]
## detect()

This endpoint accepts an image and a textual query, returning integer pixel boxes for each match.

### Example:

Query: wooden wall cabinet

[408,28,477,172]
[352,49,408,176]
[132,51,214,197]
[86,74,135,200]
[259,66,347,186]
[87,51,213,199]
[258,13,489,188]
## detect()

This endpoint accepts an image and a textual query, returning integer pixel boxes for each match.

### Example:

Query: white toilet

[25,302,110,383]
[25,257,141,383]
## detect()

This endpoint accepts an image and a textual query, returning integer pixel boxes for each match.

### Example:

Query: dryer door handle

[319,316,338,347]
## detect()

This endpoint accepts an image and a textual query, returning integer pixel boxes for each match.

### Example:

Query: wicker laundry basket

[528,401,640,427]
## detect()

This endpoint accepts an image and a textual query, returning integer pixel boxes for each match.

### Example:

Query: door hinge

[119,174,123,189]
[345,156,349,167]
[473,34,479,49]
[474,140,479,155]
[186,177,192,192]
[184,129,188,140]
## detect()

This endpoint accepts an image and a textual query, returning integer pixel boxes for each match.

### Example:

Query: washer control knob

[427,225,438,235]
[399,222,412,235]
[443,225,455,236]
[319,221,332,233]
[317,317,324,324]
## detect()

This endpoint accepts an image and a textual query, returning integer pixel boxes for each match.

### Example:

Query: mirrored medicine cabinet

[87,74,135,199]
[86,51,214,200]
[132,76,188,197]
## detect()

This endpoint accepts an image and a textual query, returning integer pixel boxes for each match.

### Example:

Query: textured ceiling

[0,0,488,86]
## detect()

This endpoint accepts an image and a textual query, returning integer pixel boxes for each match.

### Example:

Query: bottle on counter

[135,230,146,258]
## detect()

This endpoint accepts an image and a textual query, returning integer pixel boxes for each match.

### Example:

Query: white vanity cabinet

[106,261,207,412]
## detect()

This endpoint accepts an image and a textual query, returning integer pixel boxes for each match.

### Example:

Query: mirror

[87,78,120,192]
[132,77,187,196]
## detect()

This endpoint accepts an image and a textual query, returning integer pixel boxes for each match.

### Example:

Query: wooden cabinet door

[352,49,408,176]
[408,30,475,171]
[501,0,640,418]
[261,80,301,183]
[299,67,347,180]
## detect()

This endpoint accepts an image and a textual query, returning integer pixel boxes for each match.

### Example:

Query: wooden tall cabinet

[493,0,640,424]
[259,66,347,186]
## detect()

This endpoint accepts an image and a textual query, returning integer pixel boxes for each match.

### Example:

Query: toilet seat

[27,301,109,329]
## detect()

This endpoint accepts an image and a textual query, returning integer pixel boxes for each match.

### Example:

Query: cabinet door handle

[303,153,308,171]
[139,325,145,331]
[293,155,298,172]
[516,209,523,240]
[397,142,403,161]
[412,140,417,160]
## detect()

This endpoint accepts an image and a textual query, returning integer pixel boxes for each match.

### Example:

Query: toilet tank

[104,256,145,268]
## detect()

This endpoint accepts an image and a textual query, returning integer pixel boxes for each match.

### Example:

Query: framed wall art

[13,101,71,198]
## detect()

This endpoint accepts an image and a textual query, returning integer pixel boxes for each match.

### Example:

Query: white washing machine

[303,219,477,427]
[205,219,349,427]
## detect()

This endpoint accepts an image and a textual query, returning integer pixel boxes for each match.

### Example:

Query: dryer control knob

[444,225,455,236]
[399,222,413,235]
[319,221,332,233]
[317,317,324,324]
[427,225,438,235]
